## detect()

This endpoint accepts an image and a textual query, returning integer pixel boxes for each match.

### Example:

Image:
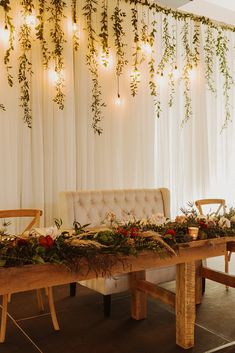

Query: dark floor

[0,280,235,353]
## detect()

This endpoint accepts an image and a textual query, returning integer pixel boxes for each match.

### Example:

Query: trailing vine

[130,4,141,96]
[181,20,193,125]
[18,0,34,128]
[36,0,51,68]
[192,21,200,67]
[83,0,106,134]
[216,29,234,129]
[148,19,161,118]
[111,0,128,78]
[99,0,109,66]
[0,0,14,87]
[0,104,6,111]
[168,23,176,108]
[204,26,216,95]
[158,16,174,74]
[48,0,67,110]
[72,0,79,51]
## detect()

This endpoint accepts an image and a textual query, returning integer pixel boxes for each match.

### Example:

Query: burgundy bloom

[39,235,54,249]
[130,227,140,237]
[199,220,208,229]
[165,229,176,237]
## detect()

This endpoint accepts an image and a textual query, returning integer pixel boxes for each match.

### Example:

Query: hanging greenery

[18,0,34,128]
[147,18,161,118]
[216,29,234,129]
[181,20,193,125]
[111,0,128,78]
[130,4,141,96]
[72,0,79,52]
[99,0,109,66]
[0,0,14,87]
[168,22,176,108]
[204,26,216,95]
[36,0,51,68]
[48,0,67,110]
[0,0,235,132]
[83,0,106,135]
[0,104,6,111]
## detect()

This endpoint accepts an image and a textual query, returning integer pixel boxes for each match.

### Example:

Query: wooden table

[0,237,235,349]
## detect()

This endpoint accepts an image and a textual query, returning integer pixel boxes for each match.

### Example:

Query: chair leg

[36,289,44,312]
[47,287,60,331]
[70,283,77,297]
[0,294,8,343]
[103,295,111,317]
[225,252,229,291]
[7,294,11,303]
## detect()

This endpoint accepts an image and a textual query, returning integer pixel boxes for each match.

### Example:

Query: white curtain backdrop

[0,1,235,226]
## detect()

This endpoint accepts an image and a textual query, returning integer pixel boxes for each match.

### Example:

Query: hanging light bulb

[48,68,65,85]
[140,41,152,56]
[115,93,122,106]
[25,11,37,27]
[172,65,180,81]
[0,27,10,46]
[188,66,197,80]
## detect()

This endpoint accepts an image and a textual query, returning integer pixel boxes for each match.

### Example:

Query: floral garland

[1,204,235,269]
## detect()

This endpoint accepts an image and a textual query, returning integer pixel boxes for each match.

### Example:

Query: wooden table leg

[176,262,196,349]
[195,260,203,305]
[129,271,147,320]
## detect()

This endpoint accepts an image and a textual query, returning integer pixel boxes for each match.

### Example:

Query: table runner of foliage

[0,203,235,269]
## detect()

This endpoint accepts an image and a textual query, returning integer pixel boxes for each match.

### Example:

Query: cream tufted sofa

[58,188,176,301]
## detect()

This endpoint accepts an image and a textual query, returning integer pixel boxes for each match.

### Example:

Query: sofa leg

[103,295,111,317]
[70,283,77,297]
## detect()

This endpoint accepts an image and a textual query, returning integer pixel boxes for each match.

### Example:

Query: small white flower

[218,217,231,229]
[196,215,207,221]
[149,213,166,225]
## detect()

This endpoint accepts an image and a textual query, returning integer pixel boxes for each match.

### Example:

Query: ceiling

[156,0,235,25]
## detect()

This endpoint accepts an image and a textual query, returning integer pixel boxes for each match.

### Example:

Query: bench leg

[103,295,111,317]
[70,282,77,297]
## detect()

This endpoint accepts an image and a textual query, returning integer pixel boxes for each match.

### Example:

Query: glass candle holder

[188,227,199,240]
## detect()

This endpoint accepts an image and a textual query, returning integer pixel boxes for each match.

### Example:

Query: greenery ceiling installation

[0,0,234,133]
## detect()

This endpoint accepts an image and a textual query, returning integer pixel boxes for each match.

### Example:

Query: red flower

[116,227,128,236]
[39,235,54,249]
[165,229,176,237]
[130,227,140,237]
[199,220,208,229]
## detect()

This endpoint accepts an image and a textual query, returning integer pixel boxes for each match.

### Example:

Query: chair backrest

[0,209,43,235]
[195,199,226,216]
[58,188,170,228]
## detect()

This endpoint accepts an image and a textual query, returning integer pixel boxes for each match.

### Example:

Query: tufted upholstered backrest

[58,188,170,228]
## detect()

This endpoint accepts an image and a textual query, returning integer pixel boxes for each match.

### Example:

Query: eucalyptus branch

[158,16,173,74]
[148,20,161,118]
[168,24,176,108]
[72,0,79,51]
[18,0,34,128]
[130,5,140,96]
[36,0,51,68]
[181,20,193,125]
[111,1,128,77]
[83,0,106,134]
[204,26,216,95]
[48,0,67,109]
[99,0,109,66]
[216,29,234,129]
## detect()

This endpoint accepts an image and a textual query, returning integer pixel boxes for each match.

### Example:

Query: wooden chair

[195,199,229,289]
[0,209,59,343]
